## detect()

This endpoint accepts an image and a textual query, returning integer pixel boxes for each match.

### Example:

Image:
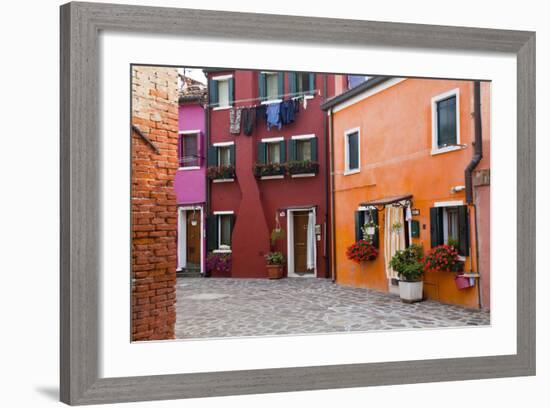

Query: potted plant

[286,160,320,176]
[346,240,378,263]
[253,162,285,178]
[265,251,285,279]
[207,164,236,180]
[423,244,472,290]
[389,244,425,303]
[205,252,232,277]
[361,220,378,239]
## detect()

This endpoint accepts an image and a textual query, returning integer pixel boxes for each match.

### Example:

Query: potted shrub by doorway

[265,251,285,279]
[389,244,425,303]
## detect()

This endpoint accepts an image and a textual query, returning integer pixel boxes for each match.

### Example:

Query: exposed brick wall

[131,66,179,341]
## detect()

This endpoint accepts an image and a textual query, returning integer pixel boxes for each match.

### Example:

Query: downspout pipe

[329,108,337,283]
[465,81,483,204]
[465,81,483,308]
[323,74,330,279]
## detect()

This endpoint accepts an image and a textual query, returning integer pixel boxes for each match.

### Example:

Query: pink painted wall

[175,103,206,205]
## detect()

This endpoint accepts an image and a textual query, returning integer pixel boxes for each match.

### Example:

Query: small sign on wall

[411,208,420,216]
[279,211,286,217]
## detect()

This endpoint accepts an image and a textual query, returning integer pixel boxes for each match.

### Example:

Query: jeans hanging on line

[280,100,296,125]
[242,108,255,136]
[266,103,282,131]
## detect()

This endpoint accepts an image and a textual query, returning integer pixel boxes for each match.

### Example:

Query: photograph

[131,66,491,341]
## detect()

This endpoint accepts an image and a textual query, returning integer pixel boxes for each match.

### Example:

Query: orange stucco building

[322,77,491,310]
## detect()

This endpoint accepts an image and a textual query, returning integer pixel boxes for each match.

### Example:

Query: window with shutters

[218,214,232,249]
[354,207,379,248]
[218,146,231,166]
[266,73,279,101]
[208,74,234,110]
[431,89,461,155]
[209,212,234,253]
[344,128,360,175]
[296,139,312,161]
[430,204,469,256]
[266,141,281,164]
[258,72,284,102]
[178,131,200,168]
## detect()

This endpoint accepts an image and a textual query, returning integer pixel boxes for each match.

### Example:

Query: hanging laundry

[229,108,242,135]
[302,96,308,110]
[280,100,296,125]
[266,103,282,131]
[255,105,267,124]
[242,107,255,136]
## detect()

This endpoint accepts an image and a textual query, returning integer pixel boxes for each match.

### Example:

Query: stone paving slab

[175,277,490,339]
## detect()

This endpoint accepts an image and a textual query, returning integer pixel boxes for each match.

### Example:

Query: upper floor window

[431,89,461,155]
[296,139,312,161]
[178,131,200,168]
[289,72,315,96]
[208,74,234,110]
[266,141,282,164]
[344,128,360,175]
[258,72,284,102]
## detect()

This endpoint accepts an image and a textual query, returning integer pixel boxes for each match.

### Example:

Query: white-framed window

[344,127,360,175]
[266,141,281,164]
[217,145,231,166]
[265,72,279,101]
[212,211,234,252]
[178,130,200,169]
[210,74,233,110]
[431,88,461,155]
[430,201,469,257]
[295,139,312,161]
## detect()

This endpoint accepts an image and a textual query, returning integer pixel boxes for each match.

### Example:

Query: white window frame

[211,74,233,111]
[213,210,234,253]
[261,71,280,103]
[434,200,466,261]
[178,130,201,170]
[344,127,361,175]
[431,88,462,155]
[286,207,317,278]
[261,137,283,166]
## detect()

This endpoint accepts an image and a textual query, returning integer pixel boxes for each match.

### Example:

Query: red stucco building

[205,69,344,278]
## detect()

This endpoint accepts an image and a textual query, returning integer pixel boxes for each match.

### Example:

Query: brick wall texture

[131,66,179,341]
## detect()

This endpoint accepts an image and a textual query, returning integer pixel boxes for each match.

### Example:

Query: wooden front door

[186,210,201,267]
[293,211,310,274]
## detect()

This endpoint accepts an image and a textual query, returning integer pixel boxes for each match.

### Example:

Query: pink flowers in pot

[422,244,463,272]
[346,240,378,263]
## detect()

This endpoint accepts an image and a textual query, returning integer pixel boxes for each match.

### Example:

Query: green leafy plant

[286,160,319,175]
[447,237,459,249]
[389,244,424,282]
[265,251,285,265]
[253,162,285,177]
[207,165,235,180]
[361,220,378,241]
[270,228,285,245]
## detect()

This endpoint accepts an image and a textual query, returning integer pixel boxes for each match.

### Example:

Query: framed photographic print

[60,1,535,405]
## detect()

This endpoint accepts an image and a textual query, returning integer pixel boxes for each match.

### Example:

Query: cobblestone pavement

[175,278,490,339]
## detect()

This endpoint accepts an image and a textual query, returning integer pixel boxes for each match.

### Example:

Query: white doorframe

[177,205,204,273]
[286,207,317,278]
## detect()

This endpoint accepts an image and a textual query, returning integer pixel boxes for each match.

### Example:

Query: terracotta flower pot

[266,264,284,279]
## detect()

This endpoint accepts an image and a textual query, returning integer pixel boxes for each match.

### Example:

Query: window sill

[291,173,316,178]
[343,169,360,176]
[212,178,235,183]
[213,249,232,254]
[260,175,284,180]
[212,105,232,111]
[178,166,201,171]
[431,145,464,156]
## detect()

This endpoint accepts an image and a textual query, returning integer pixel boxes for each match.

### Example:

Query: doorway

[287,208,316,277]
[177,206,204,274]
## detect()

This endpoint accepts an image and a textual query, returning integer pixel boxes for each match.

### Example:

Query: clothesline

[207,89,321,108]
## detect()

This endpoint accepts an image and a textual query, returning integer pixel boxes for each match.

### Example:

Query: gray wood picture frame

[60,1,536,405]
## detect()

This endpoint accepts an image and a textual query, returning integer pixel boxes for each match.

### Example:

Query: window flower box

[253,162,285,178]
[286,160,319,176]
[207,165,235,180]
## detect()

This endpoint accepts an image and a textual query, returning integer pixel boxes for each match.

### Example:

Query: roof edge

[320,77,393,111]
